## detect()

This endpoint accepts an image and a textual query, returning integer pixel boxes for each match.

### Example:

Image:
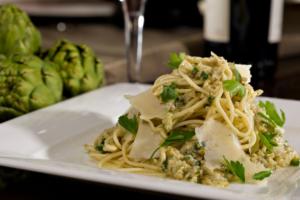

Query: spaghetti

[85,53,299,186]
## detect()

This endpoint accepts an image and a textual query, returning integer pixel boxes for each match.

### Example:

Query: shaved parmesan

[235,64,252,83]
[129,121,163,160]
[126,89,167,120]
[196,119,265,182]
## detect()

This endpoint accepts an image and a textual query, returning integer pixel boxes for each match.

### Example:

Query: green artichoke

[44,40,105,97]
[0,4,41,55]
[0,55,63,122]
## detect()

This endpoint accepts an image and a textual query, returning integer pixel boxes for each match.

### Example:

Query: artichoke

[44,40,105,97]
[0,4,41,55]
[0,55,63,122]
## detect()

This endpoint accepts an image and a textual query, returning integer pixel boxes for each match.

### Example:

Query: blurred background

[0,0,300,97]
[0,0,300,199]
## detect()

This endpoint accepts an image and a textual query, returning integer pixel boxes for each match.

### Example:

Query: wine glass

[120,0,147,82]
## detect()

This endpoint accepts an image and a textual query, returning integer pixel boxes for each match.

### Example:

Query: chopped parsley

[162,158,169,171]
[95,140,105,153]
[290,158,300,166]
[118,114,138,134]
[223,80,246,98]
[150,130,195,159]
[167,52,185,69]
[259,132,277,152]
[206,95,214,106]
[192,66,199,75]
[257,112,277,128]
[194,142,202,150]
[200,71,209,80]
[223,66,245,98]
[223,156,245,183]
[229,63,241,82]
[253,170,272,180]
[160,83,178,102]
[259,101,286,127]
[175,96,185,107]
[161,130,195,147]
[233,66,241,82]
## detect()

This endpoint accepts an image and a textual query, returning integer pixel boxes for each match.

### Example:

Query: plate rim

[0,83,300,200]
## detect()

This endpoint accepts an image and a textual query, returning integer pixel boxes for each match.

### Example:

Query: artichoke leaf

[0,106,23,122]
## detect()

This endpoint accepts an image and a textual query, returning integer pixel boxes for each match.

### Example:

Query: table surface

[1,19,300,199]
[0,171,199,200]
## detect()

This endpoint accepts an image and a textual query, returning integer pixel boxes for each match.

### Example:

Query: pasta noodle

[86,53,299,186]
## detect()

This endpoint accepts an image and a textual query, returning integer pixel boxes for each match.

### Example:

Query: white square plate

[0,83,300,200]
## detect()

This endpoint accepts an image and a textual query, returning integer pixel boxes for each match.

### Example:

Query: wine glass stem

[122,1,146,82]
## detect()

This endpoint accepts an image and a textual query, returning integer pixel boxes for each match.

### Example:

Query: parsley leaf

[258,101,265,108]
[200,71,209,80]
[223,156,245,183]
[259,101,285,127]
[253,170,272,180]
[192,66,199,75]
[290,158,300,166]
[167,52,185,69]
[161,130,195,147]
[259,132,277,152]
[150,130,195,159]
[162,158,169,171]
[160,83,178,102]
[175,96,185,107]
[223,80,246,97]
[95,140,105,153]
[264,133,278,146]
[206,95,214,106]
[257,112,277,128]
[118,114,138,134]
[233,66,242,82]
[229,63,242,82]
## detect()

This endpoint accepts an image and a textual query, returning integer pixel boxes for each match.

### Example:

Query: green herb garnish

[257,112,277,128]
[223,80,246,98]
[150,130,195,159]
[162,158,169,171]
[259,132,277,152]
[223,65,245,98]
[167,52,185,69]
[175,96,185,107]
[233,66,242,82]
[223,156,245,183]
[118,114,138,134]
[192,66,199,75]
[194,142,202,150]
[290,158,300,166]
[253,170,272,180]
[206,95,214,106]
[229,63,242,82]
[160,83,178,102]
[95,140,105,153]
[161,130,195,146]
[259,101,286,127]
[200,71,209,80]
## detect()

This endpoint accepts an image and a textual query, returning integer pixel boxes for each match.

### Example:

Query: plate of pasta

[0,54,300,200]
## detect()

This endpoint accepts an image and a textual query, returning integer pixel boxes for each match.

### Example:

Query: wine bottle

[203,0,284,86]
[203,0,231,58]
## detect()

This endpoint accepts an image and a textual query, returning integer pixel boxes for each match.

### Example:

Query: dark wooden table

[0,170,199,200]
